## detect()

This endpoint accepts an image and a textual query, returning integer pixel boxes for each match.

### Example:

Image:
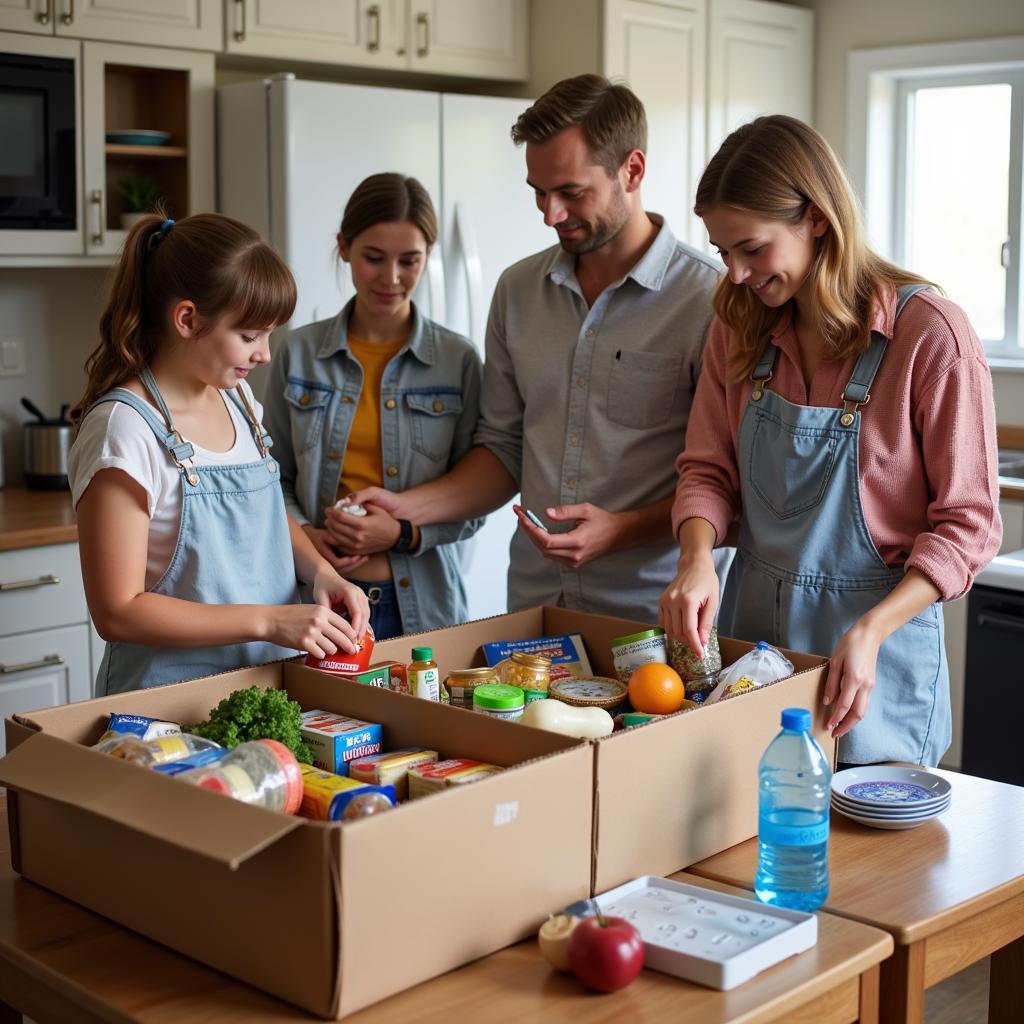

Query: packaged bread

[407,758,502,799]
[347,747,439,800]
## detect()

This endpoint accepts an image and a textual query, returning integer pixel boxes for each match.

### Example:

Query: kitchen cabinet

[0,33,214,261]
[224,0,528,80]
[532,0,813,248]
[0,0,221,50]
[0,543,92,756]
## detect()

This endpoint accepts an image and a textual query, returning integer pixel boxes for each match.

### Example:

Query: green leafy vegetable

[186,686,312,764]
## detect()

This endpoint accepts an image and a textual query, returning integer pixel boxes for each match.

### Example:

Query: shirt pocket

[283,380,332,454]
[606,350,683,429]
[405,392,463,461]
[748,413,838,520]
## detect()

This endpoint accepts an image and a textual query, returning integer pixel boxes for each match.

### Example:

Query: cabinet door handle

[416,11,429,57]
[37,0,52,24]
[1,654,65,675]
[0,573,61,592]
[367,4,381,53]
[233,0,247,42]
[61,0,73,25]
[977,611,1024,634]
[90,188,104,245]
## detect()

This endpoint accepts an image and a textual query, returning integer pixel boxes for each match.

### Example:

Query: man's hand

[512,502,624,569]
[324,502,402,555]
[344,486,413,520]
[301,524,369,575]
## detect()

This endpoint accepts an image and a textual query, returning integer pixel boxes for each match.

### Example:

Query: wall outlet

[0,337,25,377]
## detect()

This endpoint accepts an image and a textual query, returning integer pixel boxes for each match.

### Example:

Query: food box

[300,709,382,775]
[0,656,593,1019]
[369,606,832,895]
[481,633,593,681]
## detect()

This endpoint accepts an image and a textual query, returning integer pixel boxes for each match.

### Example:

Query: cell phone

[522,507,549,532]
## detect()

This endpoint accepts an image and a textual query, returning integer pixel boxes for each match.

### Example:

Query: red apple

[568,913,644,993]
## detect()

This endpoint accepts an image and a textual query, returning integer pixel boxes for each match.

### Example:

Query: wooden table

[0,803,891,1024]
[690,767,1024,1024]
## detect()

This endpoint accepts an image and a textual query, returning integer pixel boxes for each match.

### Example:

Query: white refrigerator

[217,75,552,622]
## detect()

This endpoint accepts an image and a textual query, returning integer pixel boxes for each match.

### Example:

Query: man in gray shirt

[349,74,721,622]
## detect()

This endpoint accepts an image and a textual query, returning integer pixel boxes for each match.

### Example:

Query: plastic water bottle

[755,707,831,911]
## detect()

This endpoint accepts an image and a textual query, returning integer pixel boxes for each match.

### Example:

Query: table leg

[989,935,1024,1024]
[858,964,880,1024]
[880,941,926,1024]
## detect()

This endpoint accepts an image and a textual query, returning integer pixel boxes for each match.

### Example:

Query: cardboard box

[368,606,832,896]
[0,658,593,1019]
[300,709,383,775]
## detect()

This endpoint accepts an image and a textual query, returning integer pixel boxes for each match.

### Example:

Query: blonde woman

[659,115,1001,767]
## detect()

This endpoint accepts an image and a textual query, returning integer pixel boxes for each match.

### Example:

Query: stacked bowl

[830,766,951,830]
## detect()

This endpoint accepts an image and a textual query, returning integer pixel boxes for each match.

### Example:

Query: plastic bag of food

[704,641,794,704]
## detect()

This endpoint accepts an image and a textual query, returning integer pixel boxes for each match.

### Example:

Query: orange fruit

[628,662,686,715]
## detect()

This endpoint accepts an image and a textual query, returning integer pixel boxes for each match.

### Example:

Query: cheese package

[347,747,439,800]
[407,758,502,799]
[300,710,382,776]
[481,634,593,682]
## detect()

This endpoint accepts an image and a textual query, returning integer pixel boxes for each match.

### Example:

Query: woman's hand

[659,550,720,658]
[323,503,401,555]
[311,567,370,639]
[823,619,882,739]
[263,603,359,659]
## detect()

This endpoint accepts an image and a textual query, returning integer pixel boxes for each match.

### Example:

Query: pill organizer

[591,876,818,989]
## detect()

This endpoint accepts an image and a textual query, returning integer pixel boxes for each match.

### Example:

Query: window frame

[848,36,1024,361]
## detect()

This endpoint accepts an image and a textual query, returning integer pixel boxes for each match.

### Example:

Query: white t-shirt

[69,383,267,590]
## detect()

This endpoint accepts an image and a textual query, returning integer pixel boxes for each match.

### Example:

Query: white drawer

[0,543,88,637]
[0,623,92,756]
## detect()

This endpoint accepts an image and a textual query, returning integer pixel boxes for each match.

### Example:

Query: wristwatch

[391,518,414,553]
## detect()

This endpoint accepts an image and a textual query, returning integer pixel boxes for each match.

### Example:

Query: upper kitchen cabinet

[532,0,813,247]
[408,0,527,79]
[0,32,213,262]
[706,0,812,156]
[224,0,528,80]
[0,0,222,50]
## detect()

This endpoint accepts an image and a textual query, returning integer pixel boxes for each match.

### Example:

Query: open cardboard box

[0,657,594,1019]
[369,607,833,895]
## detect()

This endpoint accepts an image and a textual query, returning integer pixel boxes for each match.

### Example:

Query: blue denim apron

[91,368,301,695]
[719,285,950,766]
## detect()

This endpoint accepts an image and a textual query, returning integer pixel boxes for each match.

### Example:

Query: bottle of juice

[408,646,440,701]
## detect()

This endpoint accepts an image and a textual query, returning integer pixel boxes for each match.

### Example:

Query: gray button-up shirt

[474,217,721,622]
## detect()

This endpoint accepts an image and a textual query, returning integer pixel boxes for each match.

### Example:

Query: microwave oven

[0,46,77,230]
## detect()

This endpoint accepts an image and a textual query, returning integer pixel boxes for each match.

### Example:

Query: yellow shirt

[338,334,407,499]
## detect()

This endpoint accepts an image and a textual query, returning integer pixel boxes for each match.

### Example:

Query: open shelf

[105,144,188,159]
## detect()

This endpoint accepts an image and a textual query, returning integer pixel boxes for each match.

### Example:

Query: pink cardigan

[672,287,1002,601]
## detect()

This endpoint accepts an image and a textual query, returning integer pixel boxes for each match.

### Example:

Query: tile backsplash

[0,268,110,484]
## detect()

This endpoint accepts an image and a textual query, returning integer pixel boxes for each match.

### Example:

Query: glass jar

[444,666,500,709]
[496,652,552,704]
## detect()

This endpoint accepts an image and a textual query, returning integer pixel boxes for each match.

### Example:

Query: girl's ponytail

[71,208,296,427]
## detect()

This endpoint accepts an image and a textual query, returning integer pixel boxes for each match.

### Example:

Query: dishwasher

[962,548,1024,786]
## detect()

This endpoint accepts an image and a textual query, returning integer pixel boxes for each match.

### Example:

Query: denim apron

[92,368,301,695]
[719,285,950,766]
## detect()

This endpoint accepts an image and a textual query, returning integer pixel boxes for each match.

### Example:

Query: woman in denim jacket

[263,174,483,638]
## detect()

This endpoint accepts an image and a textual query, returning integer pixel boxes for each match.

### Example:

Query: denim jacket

[263,300,484,633]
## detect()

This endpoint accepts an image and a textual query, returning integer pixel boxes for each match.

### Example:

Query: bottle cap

[781,707,811,732]
[756,641,771,650]
[257,739,304,814]
[473,683,525,710]
[611,627,665,646]
[411,646,433,662]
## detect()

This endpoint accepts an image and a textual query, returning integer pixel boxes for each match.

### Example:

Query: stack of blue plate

[830,766,951,830]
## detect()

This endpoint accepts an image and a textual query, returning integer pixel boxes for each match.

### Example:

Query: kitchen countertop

[0,485,77,551]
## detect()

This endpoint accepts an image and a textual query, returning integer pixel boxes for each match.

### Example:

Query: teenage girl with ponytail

[69,211,369,695]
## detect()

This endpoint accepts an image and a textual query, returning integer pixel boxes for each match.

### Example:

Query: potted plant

[117,175,164,230]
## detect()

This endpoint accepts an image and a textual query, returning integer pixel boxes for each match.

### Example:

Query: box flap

[0,732,302,869]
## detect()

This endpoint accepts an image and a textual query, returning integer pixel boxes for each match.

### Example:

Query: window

[849,38,1024,360]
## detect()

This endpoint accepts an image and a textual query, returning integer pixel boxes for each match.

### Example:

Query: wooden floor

[925,957,989,1024]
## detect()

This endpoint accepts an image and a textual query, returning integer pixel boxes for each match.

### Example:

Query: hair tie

[158,218,175,236]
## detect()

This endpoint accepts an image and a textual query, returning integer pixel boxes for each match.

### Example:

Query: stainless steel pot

[21,398,72,490]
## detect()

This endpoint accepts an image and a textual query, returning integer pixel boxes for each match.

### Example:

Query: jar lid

[447,667,498,682]
[611,627,665,646]
[548,675,629,708]
[473,683,525,709]
[509,651,552,669]
[411,647,433,662]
